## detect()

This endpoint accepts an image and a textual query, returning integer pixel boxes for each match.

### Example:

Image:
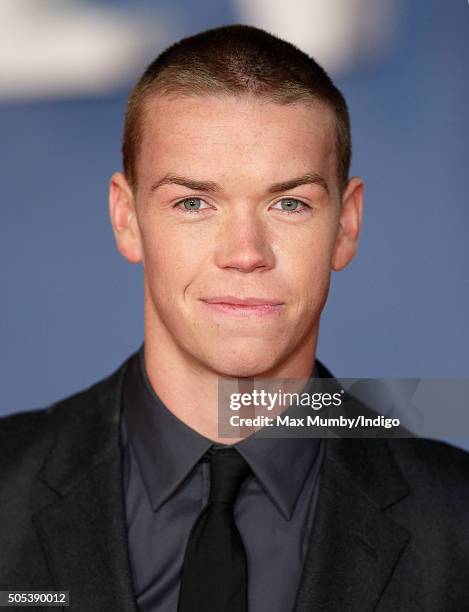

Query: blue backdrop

[1,2,467,451]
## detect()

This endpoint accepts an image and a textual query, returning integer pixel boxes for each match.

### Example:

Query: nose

[214,207,275,273]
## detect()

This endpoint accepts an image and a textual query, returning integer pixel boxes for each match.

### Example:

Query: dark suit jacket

[2,352,469,611]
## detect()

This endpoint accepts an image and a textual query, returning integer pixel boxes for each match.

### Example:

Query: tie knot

[208,447,251,504]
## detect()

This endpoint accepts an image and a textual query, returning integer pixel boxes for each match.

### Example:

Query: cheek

[277,222,336,298]
[140,222,207,297]
[296,259,332,314]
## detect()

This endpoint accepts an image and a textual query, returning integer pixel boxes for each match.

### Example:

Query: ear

[108,172,143,264]
[331,176,364,271]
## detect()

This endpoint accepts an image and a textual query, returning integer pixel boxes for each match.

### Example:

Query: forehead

[137,94,337,189]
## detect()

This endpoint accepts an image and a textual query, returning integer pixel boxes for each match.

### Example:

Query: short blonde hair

[122,24,351,193]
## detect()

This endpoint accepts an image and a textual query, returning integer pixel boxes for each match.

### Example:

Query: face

[109,94,363,377]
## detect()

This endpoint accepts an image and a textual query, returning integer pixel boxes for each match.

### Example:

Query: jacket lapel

[294,437,410,612]
[32,355,137,612]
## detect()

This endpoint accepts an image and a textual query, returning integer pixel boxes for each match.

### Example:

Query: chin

[205,345,281,378]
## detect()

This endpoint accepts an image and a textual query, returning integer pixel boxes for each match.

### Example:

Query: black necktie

[177,447,252,612]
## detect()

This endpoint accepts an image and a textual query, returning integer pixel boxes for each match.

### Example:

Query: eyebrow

[149,171,329,196]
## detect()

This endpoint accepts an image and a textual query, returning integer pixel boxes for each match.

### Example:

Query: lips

[200,296,284,318]
[202,296,283,306]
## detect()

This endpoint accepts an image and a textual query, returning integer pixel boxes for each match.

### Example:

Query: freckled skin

[108,94,363,440]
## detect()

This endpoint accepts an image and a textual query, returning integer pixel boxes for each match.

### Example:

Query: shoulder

[0,406,55,473]
[0,353,132,474]
[386,436,469,484]
[383,437,469,517]
[328,435,469,515]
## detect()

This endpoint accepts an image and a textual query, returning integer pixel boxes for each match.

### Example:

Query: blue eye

[175,197,209,213]
[272,198,308,214]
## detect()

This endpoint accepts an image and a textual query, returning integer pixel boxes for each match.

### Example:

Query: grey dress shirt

[120,343,325,612]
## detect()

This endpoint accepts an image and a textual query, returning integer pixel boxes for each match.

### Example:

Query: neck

[143,313,318,444]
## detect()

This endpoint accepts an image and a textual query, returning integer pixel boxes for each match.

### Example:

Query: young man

[1,24,469,612]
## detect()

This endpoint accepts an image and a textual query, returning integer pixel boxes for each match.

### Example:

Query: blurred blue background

[1,1,468,445]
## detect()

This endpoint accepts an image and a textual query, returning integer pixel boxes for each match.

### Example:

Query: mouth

[200,296,285,317]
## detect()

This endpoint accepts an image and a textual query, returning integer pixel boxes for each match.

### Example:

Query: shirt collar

[123,342,324,520]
